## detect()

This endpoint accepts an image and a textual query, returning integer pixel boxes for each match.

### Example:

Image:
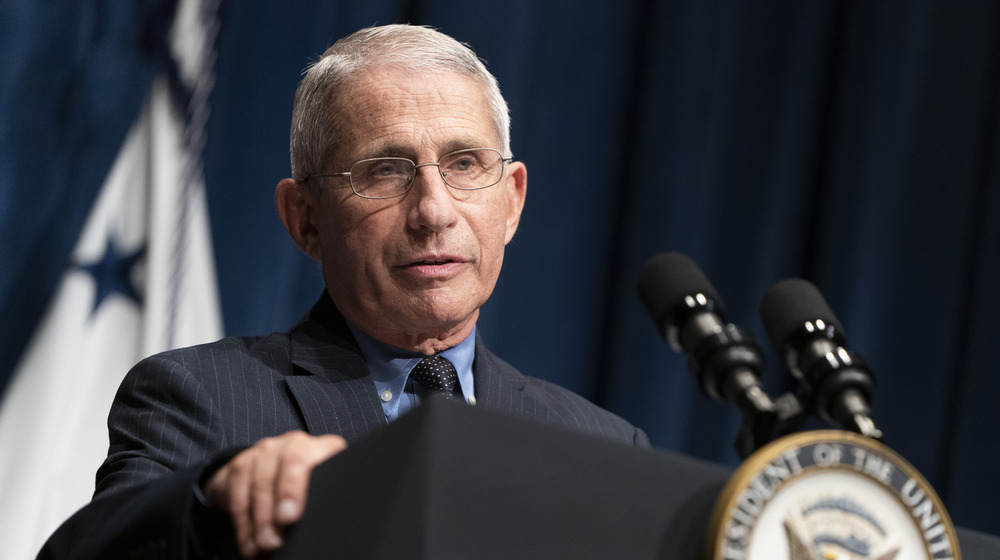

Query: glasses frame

[304,147,513,199]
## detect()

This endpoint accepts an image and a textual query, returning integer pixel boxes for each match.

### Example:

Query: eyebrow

[357,137,496,161]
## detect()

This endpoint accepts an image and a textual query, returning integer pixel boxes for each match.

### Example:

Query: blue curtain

[3,0,998,536]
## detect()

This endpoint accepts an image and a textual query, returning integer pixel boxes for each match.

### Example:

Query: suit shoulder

[475,344,648,446]
[132,332,292,378]
[523,375,649,446]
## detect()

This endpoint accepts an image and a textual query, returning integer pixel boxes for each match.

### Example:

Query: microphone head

[759,278,845,352]
[638,252,726,343]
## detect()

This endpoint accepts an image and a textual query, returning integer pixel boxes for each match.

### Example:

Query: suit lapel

[473,332,528,413]
[285,293,387,442]
[283,293,529,437]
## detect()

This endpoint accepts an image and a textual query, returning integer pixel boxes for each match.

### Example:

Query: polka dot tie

[409,355,459,399]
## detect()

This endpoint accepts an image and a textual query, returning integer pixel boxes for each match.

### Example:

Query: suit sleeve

[95,353,233,494]
[39,353,239,560]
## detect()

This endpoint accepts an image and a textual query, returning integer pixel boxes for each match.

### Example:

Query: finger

[249,437,286,553]
[222,450,259,558]
[273,434,348,526]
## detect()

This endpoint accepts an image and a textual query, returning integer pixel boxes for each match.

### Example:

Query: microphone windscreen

[759,278,845,350]
[637,252,726,333]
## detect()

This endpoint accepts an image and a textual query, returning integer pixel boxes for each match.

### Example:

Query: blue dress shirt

[345,322,476,422]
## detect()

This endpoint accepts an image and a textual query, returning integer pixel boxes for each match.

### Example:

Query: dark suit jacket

[40,293,648,559]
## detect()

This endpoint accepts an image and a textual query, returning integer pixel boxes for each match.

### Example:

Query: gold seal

[705,430,961,560]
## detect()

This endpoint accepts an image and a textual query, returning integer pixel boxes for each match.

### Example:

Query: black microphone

[638,252,776,457]
[759,278,882,439]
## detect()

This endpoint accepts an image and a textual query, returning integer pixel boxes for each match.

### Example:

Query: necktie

[409,355,459,399]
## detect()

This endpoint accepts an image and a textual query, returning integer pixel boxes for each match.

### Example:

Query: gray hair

[289,24,511,181]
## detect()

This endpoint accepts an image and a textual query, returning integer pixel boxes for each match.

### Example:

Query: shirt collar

[345,321,476,420]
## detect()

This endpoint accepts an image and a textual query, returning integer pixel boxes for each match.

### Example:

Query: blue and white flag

[0,1,223,558]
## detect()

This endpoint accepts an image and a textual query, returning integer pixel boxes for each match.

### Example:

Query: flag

[0,1,223,557]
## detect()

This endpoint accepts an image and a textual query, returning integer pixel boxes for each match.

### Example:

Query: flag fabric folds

[0,1,223,558]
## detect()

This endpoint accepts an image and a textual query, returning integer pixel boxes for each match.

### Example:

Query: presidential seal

[705,430,960,560]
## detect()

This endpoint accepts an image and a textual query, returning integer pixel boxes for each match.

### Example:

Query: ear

[503,161,527,244]
[275,178,323,260]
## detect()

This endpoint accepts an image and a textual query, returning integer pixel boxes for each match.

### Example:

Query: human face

[298,68,526,352]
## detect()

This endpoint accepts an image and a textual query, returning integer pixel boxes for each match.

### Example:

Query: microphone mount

[782,318,881,439]
[760,278,882,441]
[640,253,777,458]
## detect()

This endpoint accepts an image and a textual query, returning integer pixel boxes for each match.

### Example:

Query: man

[41,24,647,559]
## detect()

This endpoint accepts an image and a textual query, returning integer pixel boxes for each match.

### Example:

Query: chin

[402,298,479,331]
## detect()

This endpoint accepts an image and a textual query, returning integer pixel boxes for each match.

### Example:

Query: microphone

[638,252,776,457]
[759,278,882,439]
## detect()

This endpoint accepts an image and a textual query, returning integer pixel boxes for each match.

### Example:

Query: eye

[453,156,476,171]
[444,151,484,174]
[359,158,410,179]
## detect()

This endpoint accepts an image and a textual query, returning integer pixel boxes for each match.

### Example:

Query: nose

[405,163,459,232]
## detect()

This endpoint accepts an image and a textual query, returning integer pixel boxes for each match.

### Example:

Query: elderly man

[41,24,646,559]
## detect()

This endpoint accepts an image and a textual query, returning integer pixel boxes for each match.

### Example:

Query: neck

[349,310,479,356]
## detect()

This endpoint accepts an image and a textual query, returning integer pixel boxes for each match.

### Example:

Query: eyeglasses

[304,148,513,199]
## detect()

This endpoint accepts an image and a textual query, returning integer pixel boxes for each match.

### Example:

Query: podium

[274,397,1000,559]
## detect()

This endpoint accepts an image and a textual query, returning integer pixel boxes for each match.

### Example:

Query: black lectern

[274,397,1000,559]
[274,397,728,559]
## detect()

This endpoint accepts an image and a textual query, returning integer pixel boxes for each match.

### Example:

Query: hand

[203,431,347,558]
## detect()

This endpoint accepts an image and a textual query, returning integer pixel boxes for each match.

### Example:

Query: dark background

[2,0,998,536]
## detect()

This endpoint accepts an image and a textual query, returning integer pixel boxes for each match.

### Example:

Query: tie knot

[409,355,459,398]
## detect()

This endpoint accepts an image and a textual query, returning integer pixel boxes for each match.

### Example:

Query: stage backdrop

[2,0,998,539]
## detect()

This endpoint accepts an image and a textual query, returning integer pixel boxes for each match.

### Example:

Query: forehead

[333,67,498,162]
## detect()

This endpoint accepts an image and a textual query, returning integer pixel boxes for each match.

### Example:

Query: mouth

[408,257,457,266]
[402,253,467,266]
[398,255,468,278]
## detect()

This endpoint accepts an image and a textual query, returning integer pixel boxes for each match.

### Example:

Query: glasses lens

[440,149,504,190]
[351,158,414,198]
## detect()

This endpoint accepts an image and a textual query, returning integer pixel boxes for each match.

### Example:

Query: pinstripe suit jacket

[40,293,647,559]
